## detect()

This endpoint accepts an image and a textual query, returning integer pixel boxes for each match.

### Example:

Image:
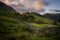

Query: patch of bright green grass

[31,23,57,29]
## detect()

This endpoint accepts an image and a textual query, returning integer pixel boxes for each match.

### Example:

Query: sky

[44,0,60,10]
[0,0,60,14]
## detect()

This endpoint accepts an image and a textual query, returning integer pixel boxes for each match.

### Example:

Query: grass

[0,14,60,40]
[31,23,57,29]
[0,15,57,40]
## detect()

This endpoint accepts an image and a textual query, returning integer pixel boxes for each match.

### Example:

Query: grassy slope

[0,16,54,40]
[0,16,55,40]
[15,13,60,40]
[0,16,31,40]
[16,13,60,29]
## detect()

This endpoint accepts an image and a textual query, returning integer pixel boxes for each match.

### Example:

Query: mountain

[44,9,60,14]
[0,1,17,17]
[0,1,60,40]
[43,14,60,22]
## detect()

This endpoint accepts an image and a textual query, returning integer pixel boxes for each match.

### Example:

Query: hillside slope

[16,13,60,29]
[0,1,17,17]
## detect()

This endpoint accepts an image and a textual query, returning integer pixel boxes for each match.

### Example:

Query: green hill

[16,13,60,29]
[0,1,60,40]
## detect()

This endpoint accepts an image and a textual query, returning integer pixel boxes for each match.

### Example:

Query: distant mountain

[44,9,60,14]
[43,14,60,22]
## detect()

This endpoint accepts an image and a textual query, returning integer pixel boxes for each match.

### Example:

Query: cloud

[33,1,49,8]
[0,0,50,13]
[4,0,10,3]
[34,1,43,8]
[0,0,10,2]
[2,0,19,5]
[8,1,19,5]
[20,0,24,4]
